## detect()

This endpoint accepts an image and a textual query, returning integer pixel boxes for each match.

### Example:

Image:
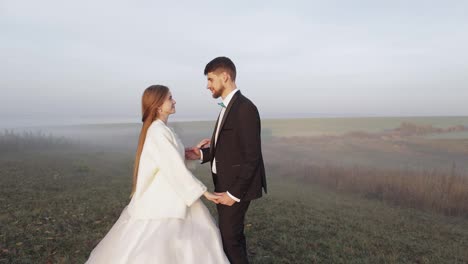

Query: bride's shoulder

[148,120,173,138]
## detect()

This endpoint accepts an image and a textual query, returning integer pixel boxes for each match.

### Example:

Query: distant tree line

[0,130,74,154]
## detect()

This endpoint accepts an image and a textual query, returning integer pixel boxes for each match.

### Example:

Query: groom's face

[206,72,225,99]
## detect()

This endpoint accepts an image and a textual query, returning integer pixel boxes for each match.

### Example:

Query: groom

[186,56,267,264]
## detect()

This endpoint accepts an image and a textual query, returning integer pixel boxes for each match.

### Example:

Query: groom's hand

[196,138,211,149]
[214,192,236,206]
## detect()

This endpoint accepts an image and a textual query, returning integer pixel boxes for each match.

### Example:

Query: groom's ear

[222,71,230,83]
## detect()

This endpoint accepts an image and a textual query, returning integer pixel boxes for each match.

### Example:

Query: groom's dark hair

[204,56,237,81]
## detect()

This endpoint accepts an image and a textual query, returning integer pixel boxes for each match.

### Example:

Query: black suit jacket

[201,91,267,201]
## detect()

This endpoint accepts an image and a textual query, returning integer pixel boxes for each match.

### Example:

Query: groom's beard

[211,85,224,99]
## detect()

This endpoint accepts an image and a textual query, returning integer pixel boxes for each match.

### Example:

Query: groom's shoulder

[237,92,257,108]
[237,93,259,115]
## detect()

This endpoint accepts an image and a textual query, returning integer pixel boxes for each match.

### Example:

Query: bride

[86,85,229,263]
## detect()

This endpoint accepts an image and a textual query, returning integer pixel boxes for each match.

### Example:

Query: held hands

[214,192,236,206]
[184,139,211,160]
[203,191,221,204]
[192,138,235,207]
[203,192,236,206]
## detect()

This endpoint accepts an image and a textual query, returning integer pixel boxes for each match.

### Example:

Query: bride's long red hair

[131,85,169,197]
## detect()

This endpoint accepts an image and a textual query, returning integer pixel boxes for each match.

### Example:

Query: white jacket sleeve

[149,126,207,207]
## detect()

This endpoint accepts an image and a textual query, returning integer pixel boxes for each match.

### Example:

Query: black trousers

[217,200,251,264]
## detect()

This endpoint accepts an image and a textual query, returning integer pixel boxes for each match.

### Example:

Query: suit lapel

[209,112,221,159]
[210,91,240,159]
[218,91,240,133]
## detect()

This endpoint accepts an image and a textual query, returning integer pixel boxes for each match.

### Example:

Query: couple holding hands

[86,56,267,264]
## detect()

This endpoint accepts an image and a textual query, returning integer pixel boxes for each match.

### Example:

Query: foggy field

[1,117,468,263]
[4,0,468,262]
[25,116,468,147]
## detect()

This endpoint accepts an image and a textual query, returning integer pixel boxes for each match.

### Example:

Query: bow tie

[218,102,226,108]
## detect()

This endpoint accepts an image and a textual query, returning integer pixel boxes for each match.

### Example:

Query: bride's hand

[185,139,210,160]
[203,191,220,204]
[185,147,201,160]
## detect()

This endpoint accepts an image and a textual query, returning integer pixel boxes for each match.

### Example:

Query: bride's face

[160,91,176,115]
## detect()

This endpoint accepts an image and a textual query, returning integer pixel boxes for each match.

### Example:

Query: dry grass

[279,161,468,217]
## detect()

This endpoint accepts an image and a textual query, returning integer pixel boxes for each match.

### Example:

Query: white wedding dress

[86,119,229,263]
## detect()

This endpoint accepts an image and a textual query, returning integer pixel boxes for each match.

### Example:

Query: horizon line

[2,114,468,130]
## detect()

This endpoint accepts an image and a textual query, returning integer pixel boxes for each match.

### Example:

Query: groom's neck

[221,83,237,100]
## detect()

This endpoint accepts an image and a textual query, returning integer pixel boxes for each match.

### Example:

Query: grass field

[1,117,468,263]
[1,145,467,263]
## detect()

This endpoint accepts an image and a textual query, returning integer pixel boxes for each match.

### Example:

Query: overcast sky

[1,0,467,127]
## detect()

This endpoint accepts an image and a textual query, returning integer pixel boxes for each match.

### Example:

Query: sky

[1,0,468,128]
